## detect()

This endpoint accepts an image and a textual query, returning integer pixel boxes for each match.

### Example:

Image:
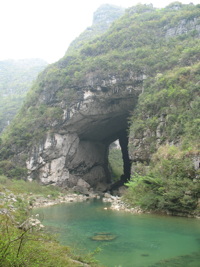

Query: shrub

[124,145,200,215]
[0,211,74,267]
[0,161,27,179]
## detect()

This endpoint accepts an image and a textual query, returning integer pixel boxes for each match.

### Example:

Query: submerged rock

[91,232,117,241]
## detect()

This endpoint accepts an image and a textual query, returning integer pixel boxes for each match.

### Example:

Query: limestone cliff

[0,3,200,193]
[25,72,142,191]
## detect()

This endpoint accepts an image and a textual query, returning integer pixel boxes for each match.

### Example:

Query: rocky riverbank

[104,193,200,219]
[1,187,199,218]
[30,190,144,215]
[0,185,143,218]
[0,189,101,212]
[102,192,143,214]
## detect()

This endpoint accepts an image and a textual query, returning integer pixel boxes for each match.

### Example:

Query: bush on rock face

[0,161,27,179]
[124,145,200,216]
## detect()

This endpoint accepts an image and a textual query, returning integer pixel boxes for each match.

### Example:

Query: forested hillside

[0,59,47,133]
[0,2,199,216]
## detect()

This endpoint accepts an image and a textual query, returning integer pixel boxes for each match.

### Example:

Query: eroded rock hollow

[26,74,143,192]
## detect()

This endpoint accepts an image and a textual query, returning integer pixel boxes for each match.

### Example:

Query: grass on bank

[0,175,62,198]
[0,176,102,267]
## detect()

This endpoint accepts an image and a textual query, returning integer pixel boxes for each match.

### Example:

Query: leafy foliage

[0,161,27,179]
[128,59,200,171]
[0,210,78,267]
[124,145,200,215]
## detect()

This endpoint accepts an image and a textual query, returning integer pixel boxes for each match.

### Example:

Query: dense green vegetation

[0,160,27,179]
[129,62,200,156]
[0,215,73,267]
[124,145,200,216]
[126,60,200,215]
[122,3,200,215]
[0,59,47,133]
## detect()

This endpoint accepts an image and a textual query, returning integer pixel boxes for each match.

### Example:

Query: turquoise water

[35,200,200,267]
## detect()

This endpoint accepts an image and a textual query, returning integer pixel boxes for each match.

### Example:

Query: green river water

[35,199,200,267]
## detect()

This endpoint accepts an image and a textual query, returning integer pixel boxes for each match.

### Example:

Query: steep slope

[126,59,200,216]
[68,4,124,52]
[0,59,47,133]
[0,3,199,203]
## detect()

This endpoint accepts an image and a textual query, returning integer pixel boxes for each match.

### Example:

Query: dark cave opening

[118,129,131,183]
[108,128,131,189]
[66,100,134,191]
[75,124,131,191]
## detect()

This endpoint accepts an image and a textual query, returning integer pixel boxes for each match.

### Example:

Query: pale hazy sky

[0,0,199,63]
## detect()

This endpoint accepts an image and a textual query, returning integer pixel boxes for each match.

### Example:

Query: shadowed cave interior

[74,111,132,190]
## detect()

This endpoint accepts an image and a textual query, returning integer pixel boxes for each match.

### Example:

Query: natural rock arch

[26,74,144,192]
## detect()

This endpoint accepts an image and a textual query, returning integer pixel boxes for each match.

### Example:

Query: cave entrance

[73,99,135,191]
[109,140,123,181]
[75,126,131,191]
[108,129,131,186]
[27,83,140,191]
[77,112,132,190]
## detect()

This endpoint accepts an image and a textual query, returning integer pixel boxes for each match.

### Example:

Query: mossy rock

[91,232,117,241]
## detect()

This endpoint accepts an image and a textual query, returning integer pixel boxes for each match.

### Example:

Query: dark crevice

[105,145,112,184]
[108,127,131,192]
[118,129,131,183]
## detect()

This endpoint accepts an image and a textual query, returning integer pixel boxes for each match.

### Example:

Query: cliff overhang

[26,74,143,192]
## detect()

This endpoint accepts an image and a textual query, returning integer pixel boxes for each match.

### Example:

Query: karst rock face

[26,73,144,191]
[4,3,200,193]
